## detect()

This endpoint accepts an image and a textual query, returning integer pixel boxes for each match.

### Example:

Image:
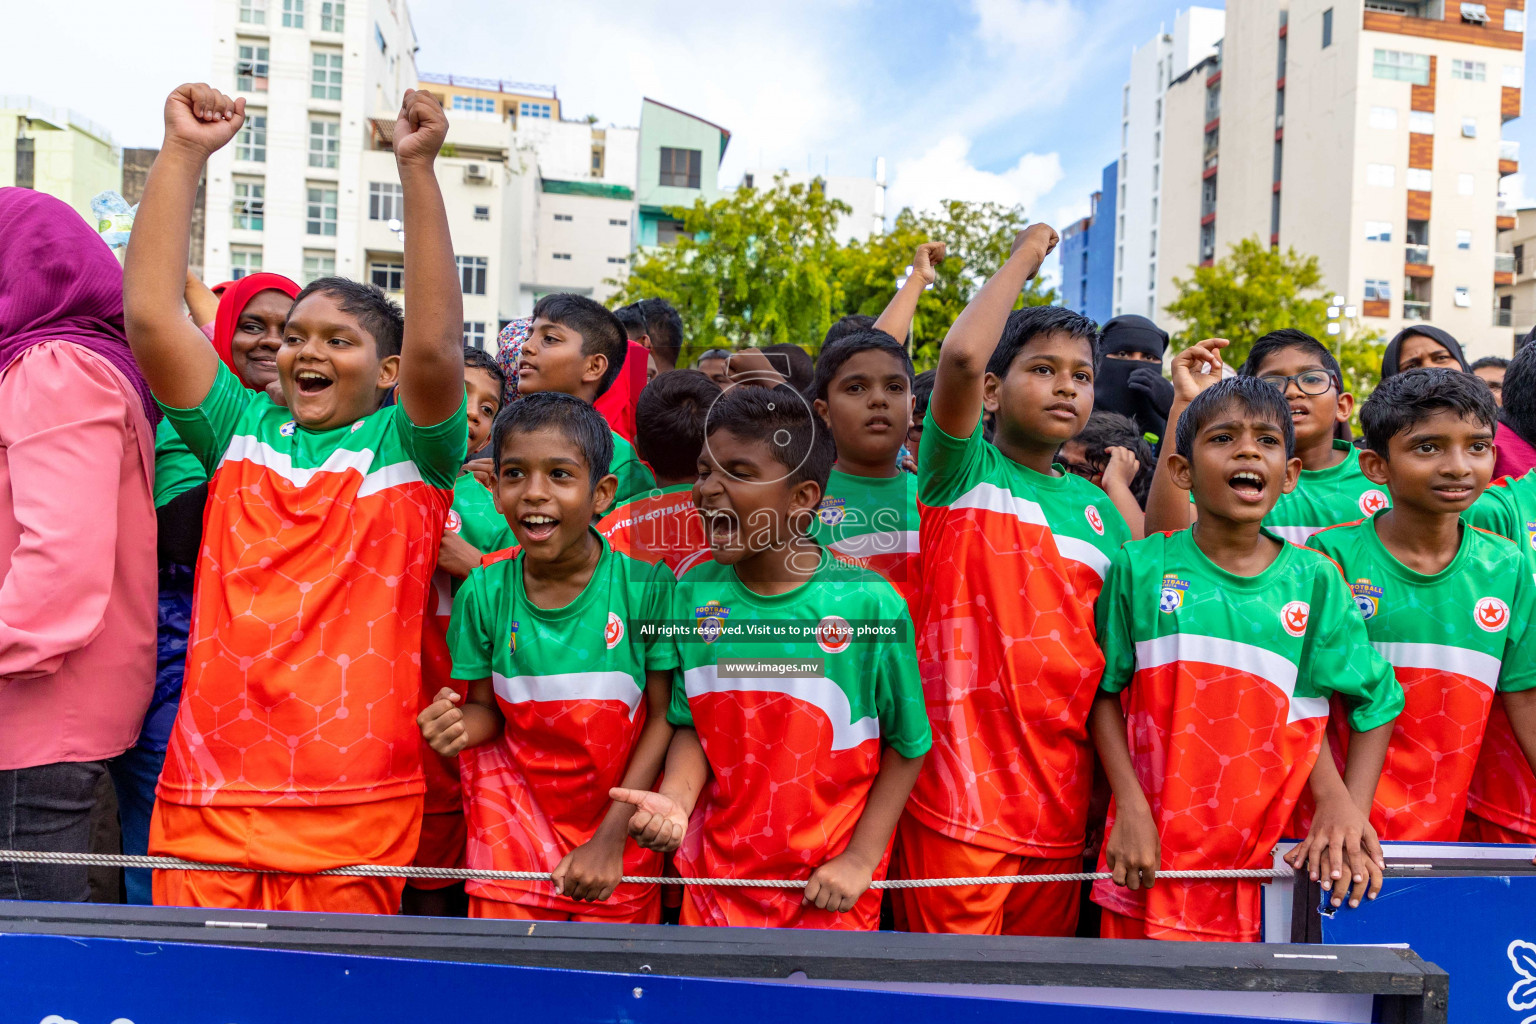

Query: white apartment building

[739,162,889,244]
[1114,6,1226,319]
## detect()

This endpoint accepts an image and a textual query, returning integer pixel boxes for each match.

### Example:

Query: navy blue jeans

[107,744,166,905]
[0,761,106,902]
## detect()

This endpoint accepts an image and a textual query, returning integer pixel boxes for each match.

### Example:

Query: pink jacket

[0,342,156,769]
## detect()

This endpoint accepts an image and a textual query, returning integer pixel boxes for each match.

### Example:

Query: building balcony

[1502,140,1520,162]
[1363,1,1444,20]
[1495,307,1515,327]
[1497,251,1517,273]
[1407,243,1431,265]
[1403,300,1432,321]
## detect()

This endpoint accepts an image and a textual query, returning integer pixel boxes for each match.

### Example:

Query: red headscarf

[594,338,650,442]
[212,273,300,381]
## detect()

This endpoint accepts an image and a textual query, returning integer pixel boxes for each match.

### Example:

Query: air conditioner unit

[1461,2,1490,24]
[464,163,488,182]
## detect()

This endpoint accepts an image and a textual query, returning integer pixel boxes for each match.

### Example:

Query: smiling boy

[124,83,467,912]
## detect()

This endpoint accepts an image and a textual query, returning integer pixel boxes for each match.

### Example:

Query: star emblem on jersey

[445,509,463,535]
[279,420,296,437]
[1281,600,1310,637]
[694,600,731,644]
[1359,489,1389,516]
[1475,596,1510,632]
[605,611,625,649]
[817,497,846,526]
[1158,574,1190,614]
[816,615,853,655]
[351,420,365,433]
[1350,578,1383,620]
[1085,505,1105,536]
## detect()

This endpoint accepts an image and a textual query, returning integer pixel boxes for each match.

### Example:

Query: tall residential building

[1114,7,1227,319]
[636,98,731,246]
[0,95,121,224]
[1493,201,1536,340]
[1060,159,1120,325]
[1148,0,1527,357]
[739,162,889,244]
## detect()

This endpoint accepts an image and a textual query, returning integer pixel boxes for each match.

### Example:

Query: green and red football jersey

[610,430,657,508]
[157,364,466,808]
[1465,470,1536,840]
[667,549,930,930]
[449,534,676,915]
[909,410,1130,858]
[598,482,713,577]
[811,468,920,614]
[1092,529,1401,941]
[1311,515,1536,841]
[1265,441,1390,545]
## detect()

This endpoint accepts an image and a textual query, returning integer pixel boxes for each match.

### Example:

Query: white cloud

[888,135,1064,215]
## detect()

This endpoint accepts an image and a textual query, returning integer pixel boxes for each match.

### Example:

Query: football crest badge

[1159,574,1190,614]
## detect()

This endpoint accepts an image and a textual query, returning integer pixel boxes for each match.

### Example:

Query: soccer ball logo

[1475,596,1510,633]
[1159,587,1182,614]
[605,611,625,649]
[1281,600,1310,638]
[1354,593,1376,619]
[1359,490,1389,516]
[816,615,853,655]
[279,420,297,437]
[1085,505,1105,536]
[818,498,846,526]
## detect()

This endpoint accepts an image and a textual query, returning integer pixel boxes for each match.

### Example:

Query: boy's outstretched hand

[803,850,876,913]
[163,83,245,156]
[417,687,468,756]
[1009,223,1059,264]
[611,786,689,853]
[1171,338,1229,404]
[912,241,947,286]
[394,88,448,166]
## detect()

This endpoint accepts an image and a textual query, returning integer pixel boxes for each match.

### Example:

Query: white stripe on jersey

[1135,632,1328,724]
[224,434,425,495]
[1374,641,1502,692]
[492,670,645,718]
[1270,524,1323,545]
[828,530,920,559]
[947,481,1111,581]
[682,665,880,751]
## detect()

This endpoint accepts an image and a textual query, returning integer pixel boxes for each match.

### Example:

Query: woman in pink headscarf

[0,188,158,903]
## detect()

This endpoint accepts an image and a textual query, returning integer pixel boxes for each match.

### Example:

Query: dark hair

[1504,342,1536,443]
[705,384,835,494]
[811,329,914,402]
[491,391,614,485]
[290,277,404,359]
[615,298,684,368]
[823,314,877,348]
[463,343,506,401]
[912,368,936,422]
[984,306,1100,379]
[532,293,628,397]
[1066,411,1156,507]
[1175,375,1296,461]
[1239,328,1344,386]
[1470,356,1510,373]
[1361,367,1498,455]
[762,343,816,394]
[636,369,719,481]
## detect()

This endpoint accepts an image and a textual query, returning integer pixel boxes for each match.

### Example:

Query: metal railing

[1502,139,1521,162]
[1406,243,1431,264]
[1495,307,1515,327]
[1497,251,1517,273]
[418,71,557,98]
[1403,300,1432,320]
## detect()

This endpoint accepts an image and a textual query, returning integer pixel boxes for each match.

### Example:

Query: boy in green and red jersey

[1092,372,1402,942]
[1309,369,1536,844]
[418,393,677,922]
[894,225,1133,938]
[612,385,931,930]
[126,84,468,913]
[599,369,719,576]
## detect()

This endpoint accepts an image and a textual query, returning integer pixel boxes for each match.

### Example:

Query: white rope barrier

[0,849,1293,889]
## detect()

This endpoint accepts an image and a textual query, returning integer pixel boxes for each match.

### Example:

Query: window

[1457,229,1473,250]
[609,217,628,226]
[1365,220,1393,242]
[553,213,573,222]
[1409,110,1435,134]
[367,181,403,223]
[1122,84,1129,117]
[1154,130,1161,157]
[1459,172,1475,195]
[457,255,487,294]
[658,218,689,246]
[235,113,267,162]
[1407,167,1434,191]
[518,102,552,119]
[370,261,404,292]
[239,0,267,24]
[375,23,387,53]
[306,186,338,236]
[463,322,486,348]
[473,205,490,221]
[1369,106,1398,129]
[1364,279,1392,301]
[1374,49,1431,85]
[233,179,265,230]
[311,50,343,101]
[1367,163,1396,187]
[1121,123,1128,148]
[302,251,335,283]
[236,44,269,92]
[282,0,304,27]
[320,0,343,32]
[591,146,605,176]
[1155,98,1162,124]
[308,118,339,169]
[1455,286,1471,308]
[1150,229,1158,256]
[230,247,263,279]
[1506,8,1526,32]
[1323,8,1334,48]
[1505,65,1526,88]
[1452,59,1487,82]
[1462,117,1478,138]
[451,95,496,113]
[659,147,702,189]
[607,256,627,264]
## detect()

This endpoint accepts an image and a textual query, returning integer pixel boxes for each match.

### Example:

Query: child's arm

[553,670,677,902]
[1284,733,1385,909]
[391,89,465,428]
[612,726,710,853]
[417,680,503,755]
[872,241,946,343]
[1100,446,1146,541]
[1143,339,1229,535]
[185,269,221,329]
[437,533,484,579]
[123,84,243,409]
[802,747,923,913]
[1089,691,1160,889]
[929,225,1057,440]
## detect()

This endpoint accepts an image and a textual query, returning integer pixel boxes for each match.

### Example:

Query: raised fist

[163,84,245,156]
[1010,223,1059,262]
[394,88,448,166]
[912,241,947,286]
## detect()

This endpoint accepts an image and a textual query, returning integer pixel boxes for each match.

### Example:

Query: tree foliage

[610,176,1056,368]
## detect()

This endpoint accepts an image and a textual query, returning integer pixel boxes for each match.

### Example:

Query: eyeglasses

[1258,370,1335,396]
